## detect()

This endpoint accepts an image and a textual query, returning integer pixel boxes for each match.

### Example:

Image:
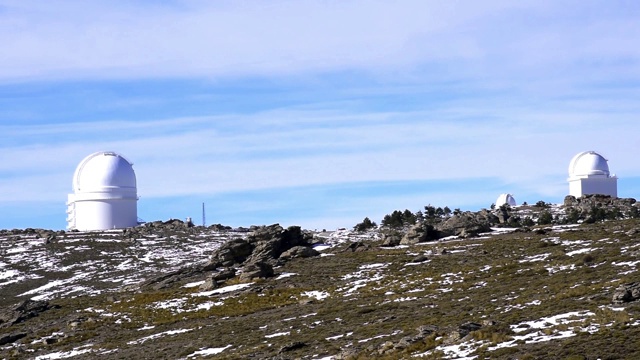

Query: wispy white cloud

[2,107,638,204]
[0,0,638,83]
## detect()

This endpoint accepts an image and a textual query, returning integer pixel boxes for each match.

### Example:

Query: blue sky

[1,0,640,230]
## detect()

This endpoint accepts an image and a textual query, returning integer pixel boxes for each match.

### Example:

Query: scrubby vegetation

[354,217,377,232]
[2,195,640,359]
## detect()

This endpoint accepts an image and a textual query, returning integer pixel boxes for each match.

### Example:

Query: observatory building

[568,151,617,198]
[66,151,139,231]
[495,193,516,207]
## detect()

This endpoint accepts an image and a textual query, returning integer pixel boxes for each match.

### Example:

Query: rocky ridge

[1,197,640,359]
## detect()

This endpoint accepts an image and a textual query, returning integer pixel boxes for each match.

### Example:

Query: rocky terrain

[2,195,640,359]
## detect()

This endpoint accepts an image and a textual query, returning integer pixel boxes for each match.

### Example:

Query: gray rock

[434,248,448,255]
[279,246,320,260]
[198,269,236,290]
[140,265,203,291]
[381,230,403,247]
[0,332,26,346]
[565,195,638,221]
[246,239,282,266]
[334,347,360,360]
[278,341,306,353]
[411,254,429,263]
[613,282,640,303]
[343,241,370,252]
[239,261,274,281]
[564,195,579,207]
[0,299,54,328]
[444,322,482,345]
[212,268,236,281]
[495,207,510,224]
[385,325,437,351]
[209,224,314,270]
[211,238,253,266]
[400,223,439,245]
[437,212,493,238]
[198,277,218,291]
[458,322,482,336]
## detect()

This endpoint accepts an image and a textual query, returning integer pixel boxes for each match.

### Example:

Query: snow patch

[187,345,232,357]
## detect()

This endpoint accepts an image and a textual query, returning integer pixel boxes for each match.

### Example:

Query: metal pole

[202,202,206,227]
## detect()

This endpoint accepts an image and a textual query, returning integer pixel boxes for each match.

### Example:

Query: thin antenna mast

[202,202,206,227]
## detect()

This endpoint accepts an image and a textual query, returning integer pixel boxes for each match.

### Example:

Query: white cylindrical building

[495,193,516,207]
[568,151,617,198]
[66,151,138,231]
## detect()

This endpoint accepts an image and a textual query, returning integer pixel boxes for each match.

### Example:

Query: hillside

[2,199,640,359]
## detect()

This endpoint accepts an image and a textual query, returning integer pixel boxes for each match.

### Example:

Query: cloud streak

[0,0,638,83]
[2,109,639,204]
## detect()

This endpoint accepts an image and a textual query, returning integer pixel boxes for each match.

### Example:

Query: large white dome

[568,151,610,178]
[496,193,516,207]
[73,151,136,193]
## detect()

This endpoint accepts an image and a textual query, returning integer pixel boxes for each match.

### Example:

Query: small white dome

[496,193,516,207]
[73,151,136,193]
[568,151,610,177]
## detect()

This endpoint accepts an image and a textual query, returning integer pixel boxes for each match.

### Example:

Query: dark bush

[538,211,553,225]
[353,217,377,232]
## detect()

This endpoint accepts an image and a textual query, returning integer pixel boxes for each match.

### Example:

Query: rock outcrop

[380,210,497,247]
[377,325,437,355]
[400,223,439,245]
[140,224,320,289]
[436,212,494,238]
[564,195,639,222]
[205,224,319,280]
[279,246,320,260]
[612,282,640,303]
[0,300,55,328]
[380,230,403,247]
[0,332,26,346]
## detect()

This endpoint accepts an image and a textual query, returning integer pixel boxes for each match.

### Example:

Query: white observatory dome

[568,151,610,177]
[67,151,139,231]
[567,151,617,198]
[73,151,136,193]
[495,193,516,207]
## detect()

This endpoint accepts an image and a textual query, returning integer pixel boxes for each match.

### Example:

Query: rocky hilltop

[2,196,640,359]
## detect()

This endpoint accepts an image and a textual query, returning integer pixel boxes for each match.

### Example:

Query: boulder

[380,230,403,247]
[613,282,640,303]
[564,195,579,207]
[444,322,482,345]
[278,341,306,353]
[209,224,315,269]
[437,212,493,238]
[246,238,282,267]
[140,265,203,290]
[279,246,320,260]
[400,223,439,245]
[0,300,54,328]
[458,322,483,336]
[182,268,235,291]
[411,254,429,263]
[247,224,311,247]
[212,268,236,281]
[343,241,370,252]
[208,224,233,231]
[140,223,320,289]
[565,195,638,220]
[395,325,437,349]
[0,333,26,346]
[494,207,510,224]
[239,261,274,281]
[335,347,360,360]
[212,238,253,266]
